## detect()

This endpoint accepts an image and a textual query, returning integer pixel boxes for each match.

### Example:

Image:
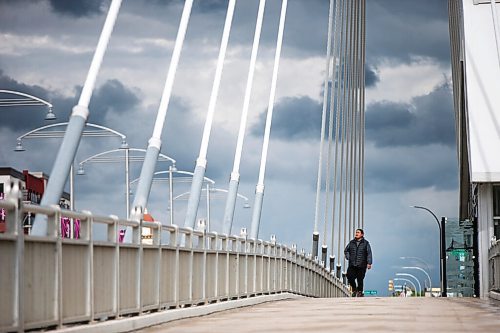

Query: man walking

[344,228,372,297]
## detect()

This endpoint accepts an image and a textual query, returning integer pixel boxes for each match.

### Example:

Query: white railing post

[154,221,162,310]
[110,215,119,318]
[138,219,143,314]
[171,225,180,307]
[186,228,194,305]
[222,235,229,300]
[5,181,23,331]
[212,232,219,301]
[52,205,63,328]
[82,210,94,322]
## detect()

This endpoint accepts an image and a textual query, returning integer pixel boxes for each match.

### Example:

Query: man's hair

[356,228,364,235]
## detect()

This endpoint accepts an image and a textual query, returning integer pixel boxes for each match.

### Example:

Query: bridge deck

[138,297,500,332]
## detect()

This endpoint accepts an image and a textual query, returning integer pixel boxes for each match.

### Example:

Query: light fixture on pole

[411,205,447,297]
[14,140,25,152]
[396,273,422,297]
[400,256,432,280]
[78,148,175,220]
[393,278,417,297]
[16,122,128,216]
[0,89,56,120]
[402,266,432,293]
[131,169,215,227]
[174,187,250,234]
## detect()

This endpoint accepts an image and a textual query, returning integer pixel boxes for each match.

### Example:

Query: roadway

[138,297,500,332]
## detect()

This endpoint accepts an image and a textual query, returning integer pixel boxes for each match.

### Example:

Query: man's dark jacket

[344,238,372,268]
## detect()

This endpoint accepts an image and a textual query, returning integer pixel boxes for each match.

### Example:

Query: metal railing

[0,181,348,332]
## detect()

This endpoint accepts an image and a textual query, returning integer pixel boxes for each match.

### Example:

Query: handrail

[0,183,349,332]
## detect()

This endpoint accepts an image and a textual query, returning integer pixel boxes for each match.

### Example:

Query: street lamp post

[396,273,422,297]
[16,122,128,238]
[400,256,432,288]
[130,170,215,227]
[16,122,128,209]
[78,148,175,219]
[411,205,447,297]
[394,278,417,297]
[402,266,432,294]
[174,187,251,234]
[0,89,56,120]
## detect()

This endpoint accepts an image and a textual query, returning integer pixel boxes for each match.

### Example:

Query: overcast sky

[0,0,455,296]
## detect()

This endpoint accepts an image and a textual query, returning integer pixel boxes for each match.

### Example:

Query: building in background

[0,167,70,234]
[448,0,500,298]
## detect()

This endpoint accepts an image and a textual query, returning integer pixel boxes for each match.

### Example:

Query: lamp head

[45,107,56,120]
[120,140,129,149]
[14,141,25,152]
[77,165,85,175]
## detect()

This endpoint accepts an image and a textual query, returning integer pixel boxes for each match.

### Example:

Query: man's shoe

[351,291,357,297]
[357,291,364,297]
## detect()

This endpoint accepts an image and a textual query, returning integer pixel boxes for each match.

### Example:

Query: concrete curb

[489,290,500,301]
[56,293,303,333]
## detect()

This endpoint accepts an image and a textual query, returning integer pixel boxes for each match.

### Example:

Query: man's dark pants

[347,265,367,292]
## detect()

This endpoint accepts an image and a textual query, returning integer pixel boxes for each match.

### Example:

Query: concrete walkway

[138,297,500,332]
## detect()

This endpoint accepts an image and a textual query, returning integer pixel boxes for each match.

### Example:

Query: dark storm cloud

[365,65,379,88]
[194,0,228,12]
[0,71,140,131]
[145,0,227,12]
[159,96,237,180]
[365,145,458,192]
[0,70,51,103]
[88,79,140,123]
[366,82,455,147]
[48,0,105,17]
[0,0,106,17]
[0,70,71,131]
[366,0,451,65]
[250,63,379,141]
[251,96,322,140]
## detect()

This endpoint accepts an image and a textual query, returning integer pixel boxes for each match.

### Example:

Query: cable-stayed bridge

[3,0,500,332]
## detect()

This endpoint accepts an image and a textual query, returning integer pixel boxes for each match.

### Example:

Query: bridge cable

[352,0,361,233]
[329,0,343,272]
[347,0,358,237]
[334,0,345,271]
[340,0,350,272]
[343,0,355,268]
[129,0,194,225]
[353,0,360,232]
[222,0,267,236]
[360,0,366,230]
[322,0,339,266]
[184,0,237,230]
[250,0,288,240]
[313,0,335,259]
[32,0,123,235]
